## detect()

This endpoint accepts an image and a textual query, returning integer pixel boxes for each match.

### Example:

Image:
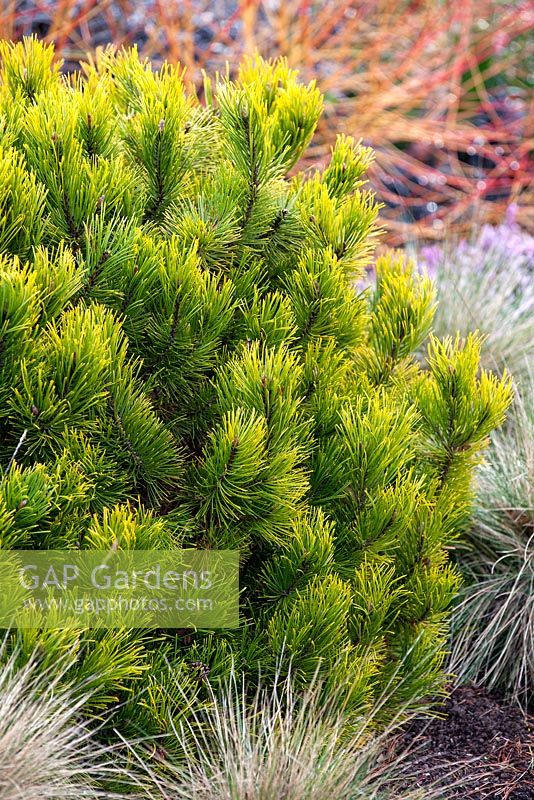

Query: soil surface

[394,685,534,799]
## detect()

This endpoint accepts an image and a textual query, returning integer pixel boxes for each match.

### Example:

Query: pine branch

[241,108,259,230]
[143,119,166,224]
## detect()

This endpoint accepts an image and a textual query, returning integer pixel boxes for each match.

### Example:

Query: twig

[6,428,28,472]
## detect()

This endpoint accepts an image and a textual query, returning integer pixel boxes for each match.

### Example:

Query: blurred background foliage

[0,0,531,245]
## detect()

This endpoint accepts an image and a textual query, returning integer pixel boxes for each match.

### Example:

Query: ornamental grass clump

[0,642,124,800]
[129,663,456,800]
[450,372,534,708]
[0,38,512,737]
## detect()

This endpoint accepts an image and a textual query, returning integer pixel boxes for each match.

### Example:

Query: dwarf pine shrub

[0,38,512,736]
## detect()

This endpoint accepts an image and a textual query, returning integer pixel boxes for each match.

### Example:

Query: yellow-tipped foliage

[0,39,512,738]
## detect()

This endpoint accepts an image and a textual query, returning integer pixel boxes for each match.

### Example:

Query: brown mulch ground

[393,685,534,799]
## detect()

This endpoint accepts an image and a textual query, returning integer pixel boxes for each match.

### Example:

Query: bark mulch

[393,685,534,799]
